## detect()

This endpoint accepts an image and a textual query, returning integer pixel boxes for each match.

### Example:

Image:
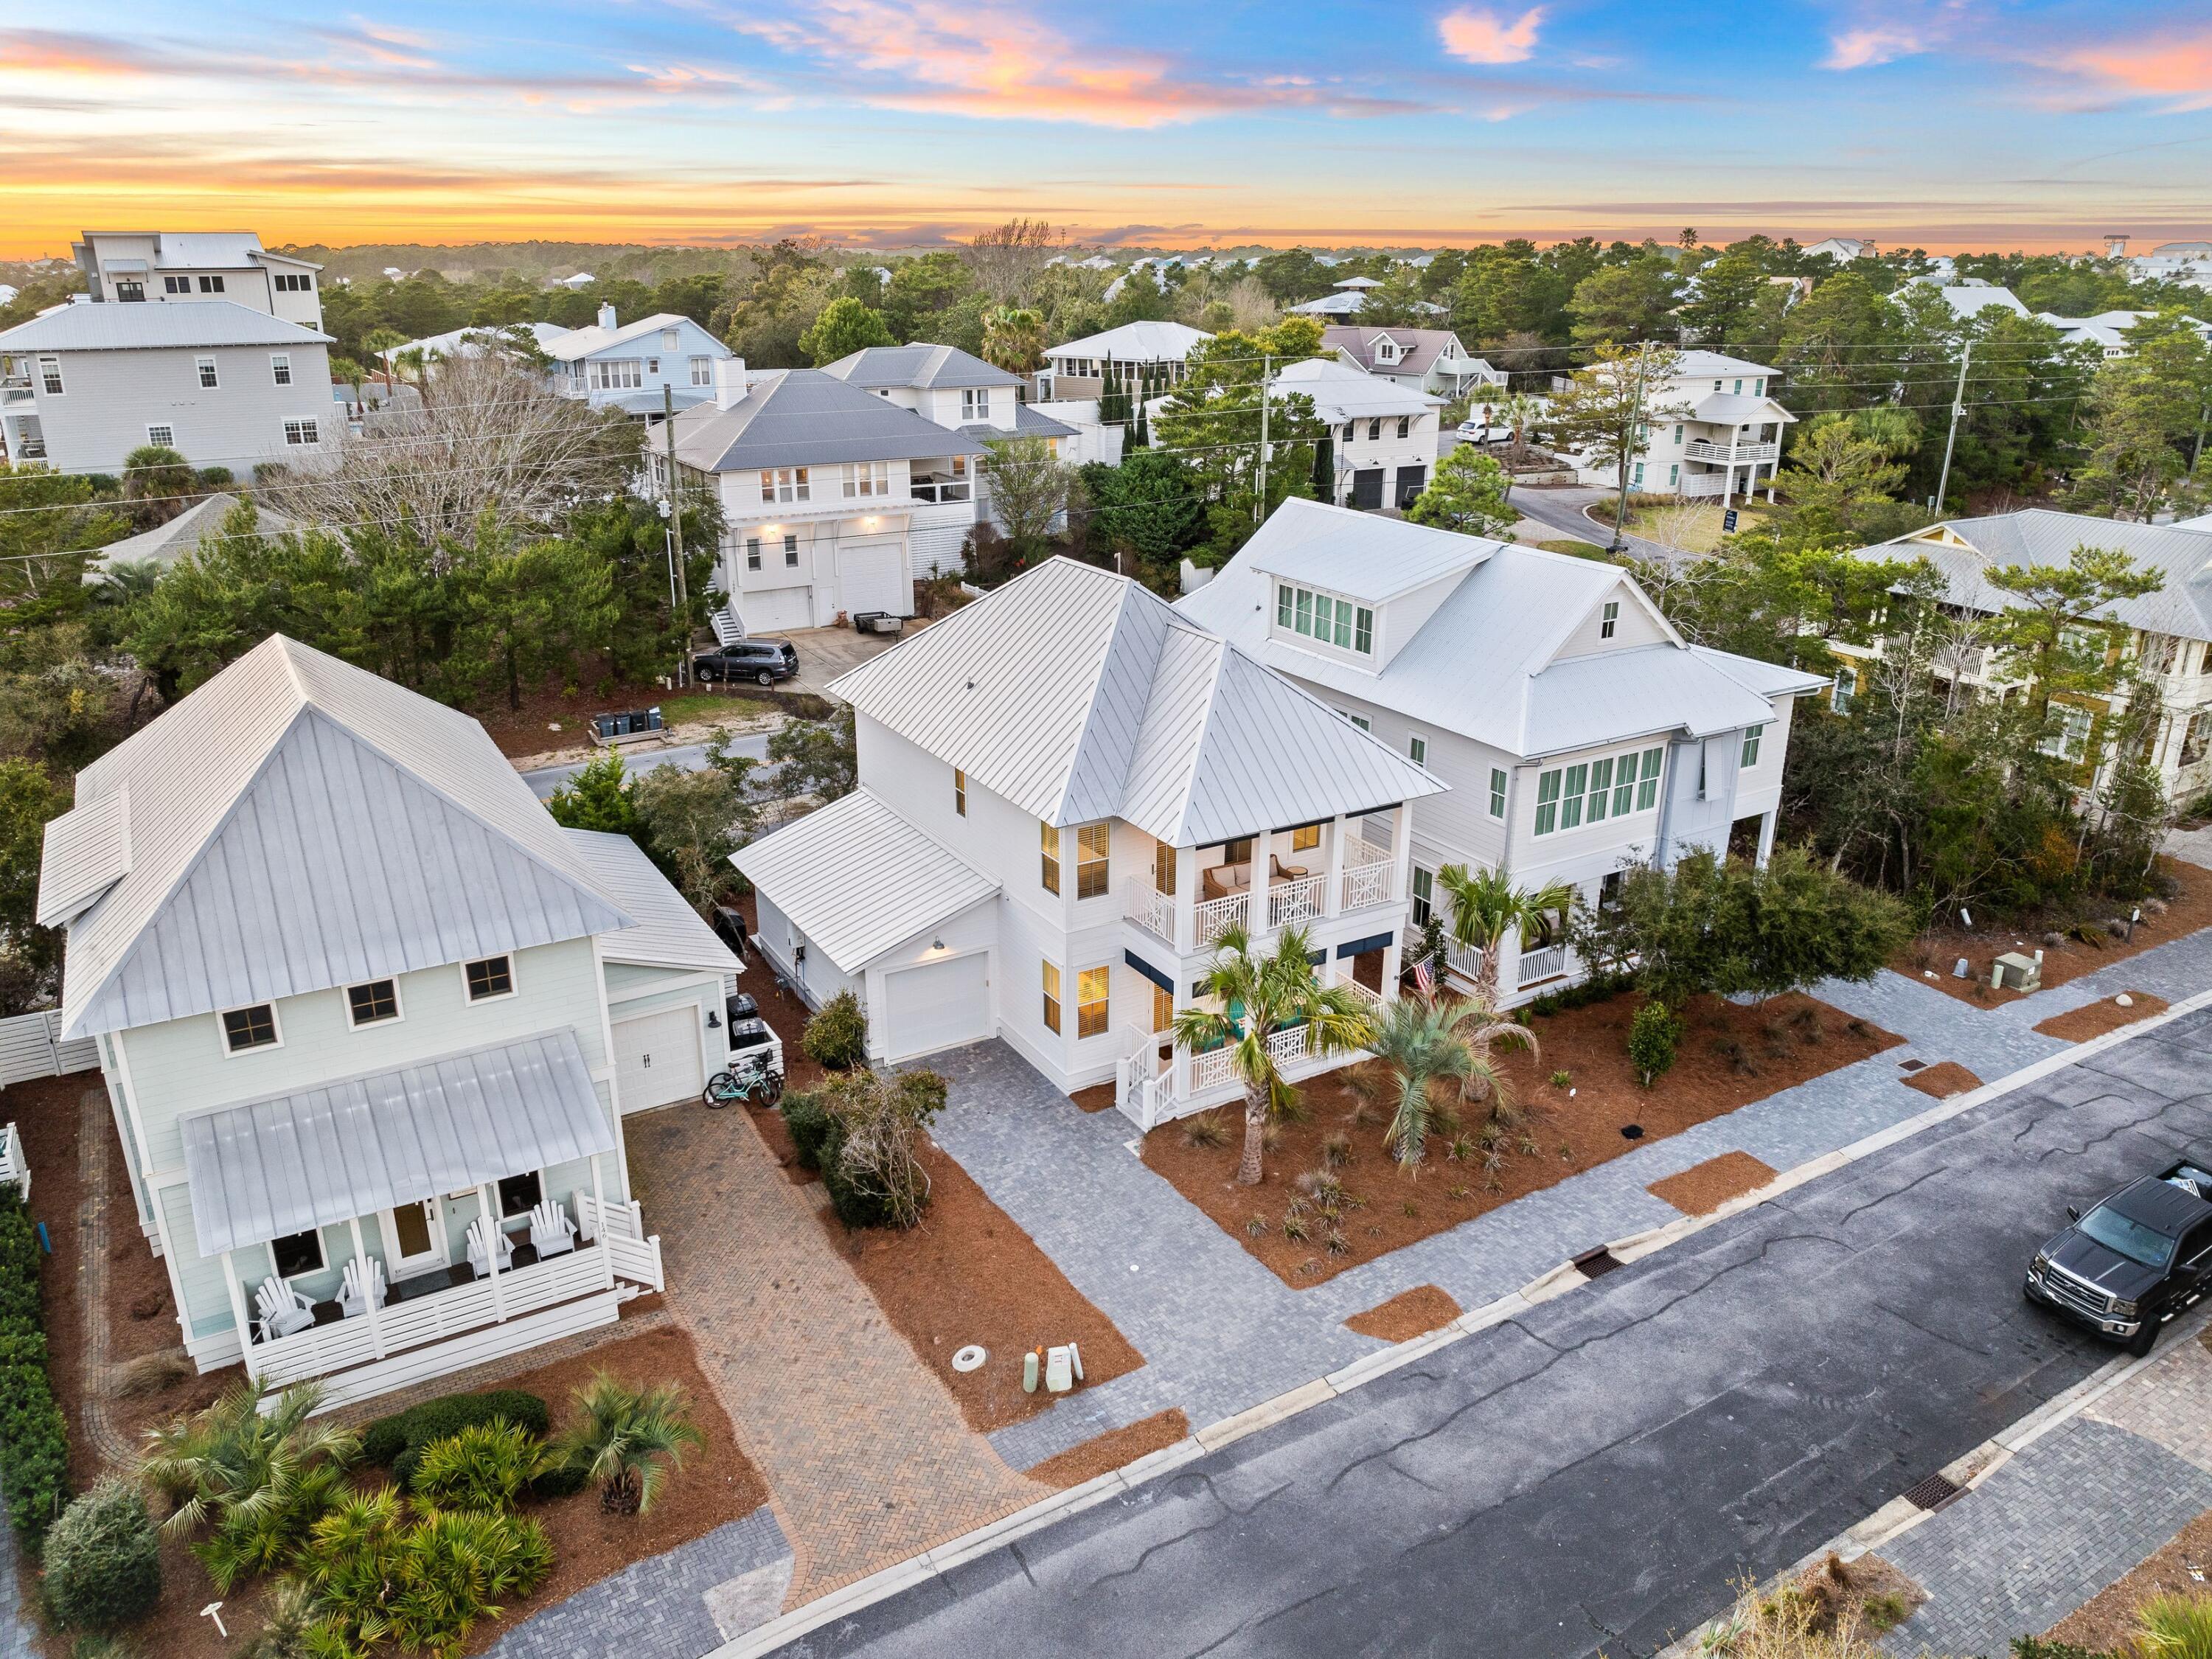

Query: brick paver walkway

[625,1104,1040,1607]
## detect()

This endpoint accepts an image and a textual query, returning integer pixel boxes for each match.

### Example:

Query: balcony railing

[1268,872,1327,930]
[1124,879,1177,944]
[1194,890,1248,948]
[1675,471,1728,498]
[1684,439,1779,465]
[910,479,972,504]
[1190,1045,1238,1093]
[1517,944,1569,985]
[0,1121,25,1200]
[1341,841,1394,910]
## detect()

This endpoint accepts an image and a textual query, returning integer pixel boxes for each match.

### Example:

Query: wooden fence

[0,1010,99,1088]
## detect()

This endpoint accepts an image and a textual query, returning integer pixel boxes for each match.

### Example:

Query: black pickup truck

[2024,1154,2212,1355]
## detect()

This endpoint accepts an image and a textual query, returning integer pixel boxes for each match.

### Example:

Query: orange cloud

[0,28,163,75]
[1437,7,1545,66]
[2062,31,2212,110]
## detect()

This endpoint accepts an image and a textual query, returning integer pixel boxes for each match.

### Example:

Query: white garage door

[740,585,811,634]
[613,1006,704,1113]
[838,544,909,618]
[882,953,990,1060]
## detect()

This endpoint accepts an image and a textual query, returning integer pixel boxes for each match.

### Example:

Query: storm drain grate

[1573,1246,1624,1279]
[1899,1058,1928,1073]
[1902,1472,1962,1511]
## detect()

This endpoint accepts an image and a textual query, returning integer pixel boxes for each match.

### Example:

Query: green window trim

[1635,745,1663,810]
[1488,768,1506,819]
[1586,757,1613,823]
[1559,763,1587,830]
[1741,723,1764,768]
[1610,751,1638,816]
[1276,584,1294,627]
[1534,769,1561,836]
[1295,588,1313,635]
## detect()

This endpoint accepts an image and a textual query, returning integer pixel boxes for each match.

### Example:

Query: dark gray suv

[695,639,798,686]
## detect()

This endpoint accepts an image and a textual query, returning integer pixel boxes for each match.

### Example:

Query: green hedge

[361,1390,550,1485]
[779,1091,894,1227]
[0,1193,69,1551]
[42,1479,161,1630]
[780,1092,833,1170]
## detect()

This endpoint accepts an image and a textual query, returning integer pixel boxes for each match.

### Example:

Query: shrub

[0,1193,69,1552]
[2009,1642,2112,1659]
[818,1071,946,1230]
[779,1091,835,1171]
[361,1388,550,1484]
[410,1420,543,1514]
[43,1480,161,1630]
[546,1372,705,1515]
[302,1486,553,1655]
[1627,1000,1681,1088]
[802,990,869,1070]
[2135,1595,2212,1658]
[1180,1112,1228,1149]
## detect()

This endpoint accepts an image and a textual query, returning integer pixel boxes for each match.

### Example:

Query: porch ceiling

[181,1029,614,1256]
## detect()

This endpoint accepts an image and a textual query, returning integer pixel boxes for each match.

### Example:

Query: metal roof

[961,403,1077,442]
[90,493,296,573]
[563,830,743,977]
[1245,492,1489,604]
[55,636,633,1040]
[1272,358,1439,423]
[732,790,998,972]
[1673,350,1781,379]
[820,344,1021,391]
[0,299,332,352]
[1690,392,1795,425]
[1873,509,2212,641]
[180,1029,613,1256]
[830,555,1443,845]
[669,369,988,473]
[546,312,717,362]
[1043,321,1211,364]
[36,790,130,929]
[1180,499,1819,758]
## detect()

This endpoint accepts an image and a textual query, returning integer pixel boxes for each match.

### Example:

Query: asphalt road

[521,731,771,799]
[773,1011,2212,1658]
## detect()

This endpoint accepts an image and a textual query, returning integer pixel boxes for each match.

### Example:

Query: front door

[382,1195,446,1279]
[1350,468,1384,509]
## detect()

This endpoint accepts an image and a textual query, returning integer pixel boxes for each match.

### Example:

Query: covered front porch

[181,1032,664,1412]
[1123,807,1408,955]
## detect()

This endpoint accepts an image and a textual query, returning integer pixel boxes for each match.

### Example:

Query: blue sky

[3,1,2209,255]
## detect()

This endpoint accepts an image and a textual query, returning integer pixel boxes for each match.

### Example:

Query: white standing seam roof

[1043,321,1212,364]
[828,555,1443,846]
[0,299,332,352]
[1178,499,1824,759]
[545,312,713,362]
[563,829,743,977]
[732,790,998,973]
[36,790,130,928]
[1873,509,2212,642]
[180,1029,613,1256]
[89,493,296,573]
[52,636,635,1040]
[1271,358,1441,423]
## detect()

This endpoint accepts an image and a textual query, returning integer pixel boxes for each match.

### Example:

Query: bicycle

[703,1059,784,1109]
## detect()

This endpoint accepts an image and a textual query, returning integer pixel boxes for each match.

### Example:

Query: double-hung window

[782,532,799,567]
[589,358,643,390]
[1396,415,1410,439]
[36,357,61,395]
[282,418,319,446]
[1488,768,1506,818]
[1559,763,1589,830]
[1367,418,1382,441]
[1741,724,1764,768]
[1410,866,1433,926]
[761,467,810,504]
[196,356,220,389]
[1600,599,1619,639]
[1585,757,1614,823]
[1632,746,1663,810]
[164,275,191,295]
[689,355,713,386]
[961,389,991,420]
[1534,770,1562,836]
[1041,961,1062,1032]
[1275,581,1373,655]
[745,536,762,571]
[1040,821,1061,894]
[270,353,292,386]
[1408,734,1427,766]
[1076,967,1109,1037]
[1075,822,1109,898]
[841,461,887,498]
[1831,668,1854,713]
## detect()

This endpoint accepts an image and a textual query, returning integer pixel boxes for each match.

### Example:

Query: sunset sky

[4,1,2210,257]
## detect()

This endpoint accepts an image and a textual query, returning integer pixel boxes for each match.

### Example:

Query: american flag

[1413,956,1434,996]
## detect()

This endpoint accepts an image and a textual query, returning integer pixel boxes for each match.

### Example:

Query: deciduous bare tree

[962,217,1065,305]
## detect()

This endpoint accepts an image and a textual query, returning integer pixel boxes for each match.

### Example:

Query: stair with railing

[709,605,743,647]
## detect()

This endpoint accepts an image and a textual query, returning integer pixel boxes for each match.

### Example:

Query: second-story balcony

[1684,439,1780,465]
[1123,824,1399,955]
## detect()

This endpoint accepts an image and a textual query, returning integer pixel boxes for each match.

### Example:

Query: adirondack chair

[465,1214,515,1277]
[338,1256,386,1319]
[254,1277,314,1340]
[527,1200,577,1259]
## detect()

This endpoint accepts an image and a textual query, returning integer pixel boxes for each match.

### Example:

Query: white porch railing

[576,1193,667,1294]
[1189,1046,1239,1093]
[1123,878,1176,945]
[0,1121,24,1200]
[1445,939,1489,983]
[1517,944,1569,986]
[1339,977,1384,1012]
[1684,439,1779,465]
[1194,891,1248,948]
[1268,873,1327,930]
[1265,1024,1312,1066]
[1340,847,1393,911]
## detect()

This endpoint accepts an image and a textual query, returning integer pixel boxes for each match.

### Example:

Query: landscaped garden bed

[2034,991,2168,1042]
[1646,1151,1778,1217]
[1025,1408,1190,1488]
[2042,1495,2212,1653]
[1344,1284,1462,1342]
[1142,991,1899,1287]
[1901,1060,1983,1101]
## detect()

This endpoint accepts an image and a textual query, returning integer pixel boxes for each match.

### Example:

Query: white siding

[22,340,338,475]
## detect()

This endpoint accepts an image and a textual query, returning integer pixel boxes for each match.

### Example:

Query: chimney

[712,356,749,411]
[597,302,617,331]
[2106,234,2130,259]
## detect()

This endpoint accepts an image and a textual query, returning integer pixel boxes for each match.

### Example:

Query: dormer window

[1274,580,1373,655]
[1601,600,1619,639]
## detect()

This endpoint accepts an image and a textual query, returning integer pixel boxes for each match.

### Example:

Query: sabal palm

[1170,924,1377,1186]
[981,306,1047,376]
[1436,863,1575,1004]
[1356,991,1537,1170]
[141,1377,358,1541]
[549,1372,705,1515]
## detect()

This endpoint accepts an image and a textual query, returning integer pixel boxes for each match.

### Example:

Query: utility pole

[1609,341,1651,552]
[662,384,690,688]
[1934,339,1972,515]
[1254,355,1272,524]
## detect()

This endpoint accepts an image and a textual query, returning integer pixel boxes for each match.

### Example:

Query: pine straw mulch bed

[1343,1284,1462,1342]
[2042,1503,2212,1652]
[1023,1408,1191,1489]
[1142,991,1899,1287]
[1893,857,2212,1010]
[2034,992,2168,1042]
[1902,1060,1984,1101]
[1646,1151,1779,1217]
[52,1326,765,1659]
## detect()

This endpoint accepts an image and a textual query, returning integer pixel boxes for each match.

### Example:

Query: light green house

[38,636,741,1410]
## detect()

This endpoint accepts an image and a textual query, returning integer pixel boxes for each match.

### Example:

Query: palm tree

[1171,924,1377,1186]
[361,327,406,398]
[1352,990,1537,1169]
[548,1371,705,1514]
[981,306,1047,377]
[1436,863,1575,1005]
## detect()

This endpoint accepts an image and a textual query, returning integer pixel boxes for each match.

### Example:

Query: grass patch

[658,690,779,726]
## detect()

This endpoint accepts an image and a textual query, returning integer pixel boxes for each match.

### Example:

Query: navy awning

[1124,950,1174,994]
[1336,931,1396,959]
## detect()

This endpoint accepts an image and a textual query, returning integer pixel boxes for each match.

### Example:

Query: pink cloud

[1823,24,1928,69]
[1437,6,1545,66]
[2061,30,2212,111]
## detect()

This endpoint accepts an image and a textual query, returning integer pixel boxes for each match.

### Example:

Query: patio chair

[338,1256,386,1320]
[1201,863,1251,902]
[527,1199,577,1259]
[465,1214,515,1277]
[1269,855,1309,882]
[254,1276,314,1340]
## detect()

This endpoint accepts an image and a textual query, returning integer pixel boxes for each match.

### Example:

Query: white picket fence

[0,1010,97,1088]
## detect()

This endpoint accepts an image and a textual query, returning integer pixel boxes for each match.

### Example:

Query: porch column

[1755,810,1778,866]
[1170,972,1194,1102]
[1380,937,1403,1004]
[590,1154,614,1290]
[346,1215,386,1359]
[1248,827,1273,938]
[1322,814,1347,918]
[1387,804,1412,904]
[478,1184,507,1320]
[1174,839,1198,955]
[220,1250,259,1379]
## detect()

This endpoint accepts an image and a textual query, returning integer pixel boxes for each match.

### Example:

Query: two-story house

[1033,321,1211,403]
[1828,510,2212,801]
[72,230,324,330]
[650,361,988,633]
[1565,350,1795,505]
[734,557,1442,1129]
[1322,327,1505,400]
[547,305,731,416]
[38,636,740,1409]
[0,300,340,475]
[1272,358,1441,512]
[1180,501,1824,1004]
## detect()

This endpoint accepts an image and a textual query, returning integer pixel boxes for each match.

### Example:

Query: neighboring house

[1322,326,1505,398]
[1271,358,1441,511]
[546,305,730,416]
[736,556,1441,1127]
[0,299,338,475]
[2127,243,2212,291]
[1291,275,1385,319]
[1034,321,1211,403]
[1829,511,2212,800]
[649,361,988,632]
[1805,237,1877,262]
[72,230,324,331]
[90,493,295,575]
[1179,500,1823,1004]
[554,272,597,290]
[2035,310,2212,359]
[1913,279,2031,322]
[394,321,574,362]
[38,635,739,1410]
[1564,349,1795,504]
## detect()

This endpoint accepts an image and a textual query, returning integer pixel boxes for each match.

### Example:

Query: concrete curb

[713,986,2212,1659]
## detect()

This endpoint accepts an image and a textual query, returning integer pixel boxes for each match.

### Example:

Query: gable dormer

[1371,333,1402,366]
[1550,577,1675,661]
[1257,543,1489,673]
